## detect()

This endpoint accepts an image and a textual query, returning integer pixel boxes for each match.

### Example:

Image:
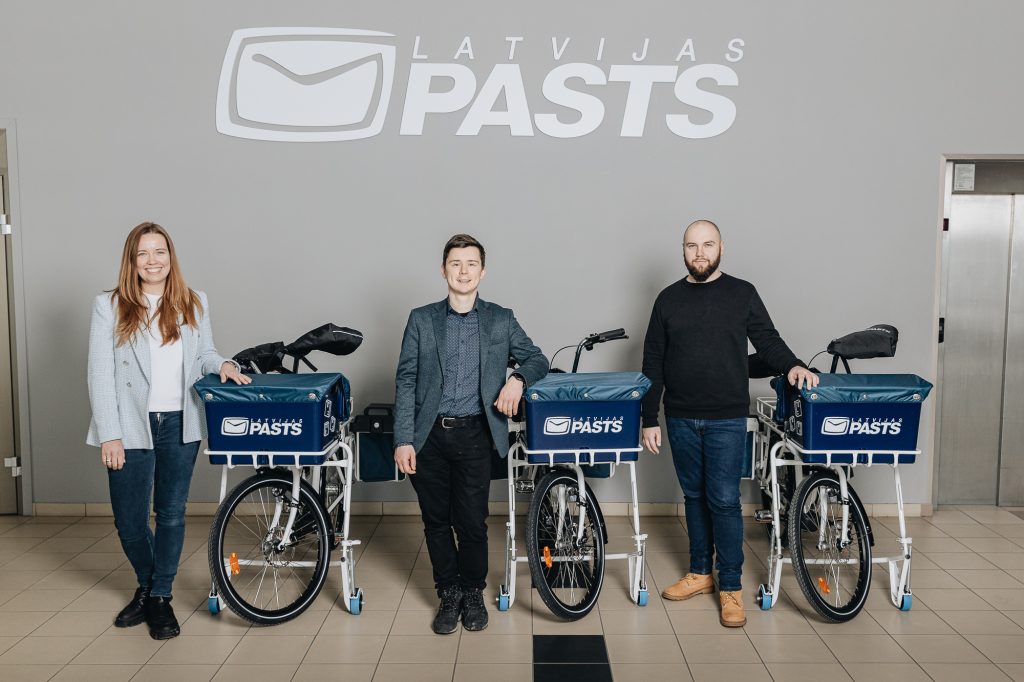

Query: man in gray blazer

[394,234,548,634]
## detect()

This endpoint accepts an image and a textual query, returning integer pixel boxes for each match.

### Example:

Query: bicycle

[751,326,933,622]
[199,323,368,625]
[499,329,652,620]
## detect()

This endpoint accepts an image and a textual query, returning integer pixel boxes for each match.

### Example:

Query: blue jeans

[666,417,746,592]
[108,411,199,597]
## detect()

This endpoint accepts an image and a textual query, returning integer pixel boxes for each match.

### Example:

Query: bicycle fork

[816,467,852,551]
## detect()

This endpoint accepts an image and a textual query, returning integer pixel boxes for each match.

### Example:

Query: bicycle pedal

[754,510,773,524]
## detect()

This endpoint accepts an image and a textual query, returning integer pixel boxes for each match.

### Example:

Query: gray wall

[1,1,1021,506]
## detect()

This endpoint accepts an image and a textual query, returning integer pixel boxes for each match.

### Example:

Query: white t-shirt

[144,293,184,412]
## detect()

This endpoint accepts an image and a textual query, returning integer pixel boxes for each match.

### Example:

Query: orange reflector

[543,546,553,569]
[817,576,831,594]
[229,552,240,575]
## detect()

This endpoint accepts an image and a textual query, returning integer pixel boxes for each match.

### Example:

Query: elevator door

[999,196,1024,504]
[938,194,1024,505]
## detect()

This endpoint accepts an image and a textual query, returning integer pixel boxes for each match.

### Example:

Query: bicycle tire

[209,470,331,625]
[526,469,605,620]
[788,470,871,622]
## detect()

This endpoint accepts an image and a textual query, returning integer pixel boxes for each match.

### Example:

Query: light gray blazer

[86,291,230,449]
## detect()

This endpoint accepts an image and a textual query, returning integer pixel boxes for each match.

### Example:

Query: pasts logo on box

[820,417,903,436]
[221,417,303,437]
[543,416,623,436]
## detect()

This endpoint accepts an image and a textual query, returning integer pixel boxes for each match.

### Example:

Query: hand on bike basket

[220,361,252,385]
[787,365,819,390]
[494,375,525,417]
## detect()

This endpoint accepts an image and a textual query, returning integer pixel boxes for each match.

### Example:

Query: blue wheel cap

[207,597,220,614]
[637,590,648,606]
[899,594,912,611]
[349,597,361,615]
[498,594,510,611]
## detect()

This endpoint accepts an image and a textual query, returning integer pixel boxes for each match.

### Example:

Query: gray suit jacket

[86,291,230,449]
[394,298,548,456]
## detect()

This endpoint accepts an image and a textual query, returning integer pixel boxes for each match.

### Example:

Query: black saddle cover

[827,324,899,360]
[286,323,363,358]
[233,341,288,374]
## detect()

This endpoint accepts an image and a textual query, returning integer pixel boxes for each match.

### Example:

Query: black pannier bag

[827,324,899,373]
[351,404,404,482]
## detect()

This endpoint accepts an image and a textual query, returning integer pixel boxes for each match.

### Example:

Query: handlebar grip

[595,328,627,342]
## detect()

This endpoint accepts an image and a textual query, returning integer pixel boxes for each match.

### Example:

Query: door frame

[0,119,34,515]
[932,155,1024,508]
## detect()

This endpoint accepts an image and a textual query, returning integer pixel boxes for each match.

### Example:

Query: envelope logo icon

[221,417,250,436]
[544,417,572,436]
[216,27,396,142]
[821,417,850,435]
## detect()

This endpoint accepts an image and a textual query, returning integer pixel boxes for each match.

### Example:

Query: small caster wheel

[898,593,912,611]
[498,591,510,612]
[208,596,221,614]
[757,584,773,611]
[636,589,649,607]
[349,589,363,615]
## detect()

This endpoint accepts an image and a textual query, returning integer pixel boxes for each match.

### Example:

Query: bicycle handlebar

[588,328,627,345]
[574,328,629,371]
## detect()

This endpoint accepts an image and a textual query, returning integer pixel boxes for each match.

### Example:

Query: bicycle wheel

[209,470,331,625]
[788,470,871,622]
[526,469,605,620]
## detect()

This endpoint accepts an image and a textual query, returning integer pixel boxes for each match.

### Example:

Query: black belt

[436,414,486,429]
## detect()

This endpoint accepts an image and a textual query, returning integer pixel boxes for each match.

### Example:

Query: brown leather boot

[661,572,715,601]
[719,590,746,627]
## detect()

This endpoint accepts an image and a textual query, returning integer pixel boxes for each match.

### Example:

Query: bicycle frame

[206,425,364,615]
[755,397,916,612]
[500,431,648,612]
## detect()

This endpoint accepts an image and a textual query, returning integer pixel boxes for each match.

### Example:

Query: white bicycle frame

[755,397,915,610]
[500,424,649,611]
[206,422,364,613]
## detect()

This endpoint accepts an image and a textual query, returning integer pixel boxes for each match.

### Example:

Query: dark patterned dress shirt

[438,302,484,417]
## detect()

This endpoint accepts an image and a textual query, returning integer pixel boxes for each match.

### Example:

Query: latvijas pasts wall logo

[217,27,744,142]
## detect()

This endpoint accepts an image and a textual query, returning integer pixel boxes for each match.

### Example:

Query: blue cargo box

[523,372,651,453]
[195,373,351,455]
[782,374,932,455]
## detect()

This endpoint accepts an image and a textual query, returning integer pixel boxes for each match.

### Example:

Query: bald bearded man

[640,219,818,628]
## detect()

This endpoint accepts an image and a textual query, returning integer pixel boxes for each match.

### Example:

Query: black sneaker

[114,587,149,628]
[143,595,180,640]
[432,585,463,635]
[461,587,488,632]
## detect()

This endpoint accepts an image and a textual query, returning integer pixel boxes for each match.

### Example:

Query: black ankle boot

[143,595,180,640]
[461,587,488,632]
[114,587,149,628]
[432,585,463,634]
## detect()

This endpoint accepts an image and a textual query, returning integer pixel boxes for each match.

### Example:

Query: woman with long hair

[86,221,250,640]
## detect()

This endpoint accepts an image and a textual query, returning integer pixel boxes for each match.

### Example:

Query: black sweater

[641,273,801,424]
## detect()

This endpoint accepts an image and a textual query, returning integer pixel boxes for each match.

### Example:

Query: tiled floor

[1,507,1023,681]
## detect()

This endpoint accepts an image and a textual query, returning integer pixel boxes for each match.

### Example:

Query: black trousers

[410,417,493,593]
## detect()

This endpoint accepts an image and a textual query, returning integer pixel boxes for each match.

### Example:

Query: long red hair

[111,222,202,346]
